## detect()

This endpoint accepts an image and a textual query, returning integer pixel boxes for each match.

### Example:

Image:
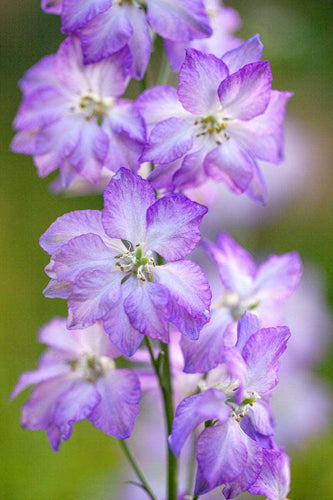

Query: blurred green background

[1,1,333,498]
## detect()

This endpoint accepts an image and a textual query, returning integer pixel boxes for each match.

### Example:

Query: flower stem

[145,337,178,500]
[118,439,157,500]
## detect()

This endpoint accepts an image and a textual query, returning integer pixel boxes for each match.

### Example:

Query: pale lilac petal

[155,261,211,339]
[245,398,274,437]
[103,291,144,356]
[223,438,263,499]
[67,268,122,328]
[109,101,146,143]
[69,122,109,184]
[169,389,229,456]
[40,210,107,254]
[228,91,293,164]
[61,0,111,32]
[222,347,247,404]
[249,449,290,500]
[54,36,89,94]
[136,85,187,130]
[38,317,84,355]
[246,162,268,204]
[202,233,256,294]
[89,369,141,438]
[195,420,248,493]
[18,54,58,93]
[51,233,116,282]
[145,194,207,260]
[172,147,208,190]
[102,168,155,242]
[146,0,212,42]
[43,279,72,299]
[242,326,291,394]
[11,129,39,155]
[181,308,233,373]
[13,88,66,129]
[53,379,101,440]
[104,128,143,172]
[178,49,228,114]
[147,158,182,192]
[141,117,194,165]
[79,6,133,64]
[204,139,255,193]
[218,62,272,121]
[222,34,263,74]
[11,361,70,400]
[33,116,82,177]
[254,251,302,303]
[124,282,170,342]
[86,46,132,97]
[21,375,74,451]
[236,312,260,352]
[125,3,151,79]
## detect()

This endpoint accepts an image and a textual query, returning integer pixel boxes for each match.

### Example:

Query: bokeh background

[1,0,333,498]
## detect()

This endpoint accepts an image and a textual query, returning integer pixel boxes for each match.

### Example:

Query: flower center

[115,243,156,282]
[216,290,260,320]
[228,391,260,422]
[194,115,230,145]
[71,90,114,125]
[68,355,115,383]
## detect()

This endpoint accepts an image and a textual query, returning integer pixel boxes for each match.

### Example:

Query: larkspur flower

[181,233,301,373]
[11,36,146,189]
[165,0,242,71]
[138,36,292,201]
[248,448,290,500]
[169,318,291,497]
[40,168,211,356]
[41,0,212,78]
[11,318,141,450]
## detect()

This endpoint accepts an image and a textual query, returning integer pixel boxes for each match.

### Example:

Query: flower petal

[61,0,111,32]
[202,233,256,295]
[218,61,272,121]
[89,369,141,438]
[204,139,255,193]
[124,281,170,342]
[222,34,263,74]
[178,49,228,114]
[146,0,212,42]
[102,168,155,243]
[145,194,207,260]
[249,449,290,500]
[141,117,194,165]
[154,261,211,339]
[181,308,233,373]
[169,389,229,456]
[125,3,151,79]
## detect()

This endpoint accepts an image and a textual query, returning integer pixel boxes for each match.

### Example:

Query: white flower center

[68,354,115,383]
[115,243,156,282]
[71,90,114,125]
[228,391,261,422]
[194,115,230,145]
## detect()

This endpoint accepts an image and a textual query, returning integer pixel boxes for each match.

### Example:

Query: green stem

[156,51,171,86]
[118,440,157,500]
[145,337,178,500]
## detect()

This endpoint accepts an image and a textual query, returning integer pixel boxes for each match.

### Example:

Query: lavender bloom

[40,168,211,356]
[11,36,146,189]
[165,0,242,71]
[11,318,141,451]
[41,0,212,79]
[181,233,301,373]
[138,36,292,201]
[169,322,291,496]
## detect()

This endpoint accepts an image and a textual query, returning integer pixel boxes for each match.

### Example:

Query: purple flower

[165,0,242,71]
[169,322,290,496]
[181,233,301,373]
[41,0,212,78]
[40,168,211,356]
[11,318,141,451]
[138,36,292,201]
[11,36,146,189]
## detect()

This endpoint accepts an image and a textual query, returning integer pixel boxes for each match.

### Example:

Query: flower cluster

[11,1,321,500]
